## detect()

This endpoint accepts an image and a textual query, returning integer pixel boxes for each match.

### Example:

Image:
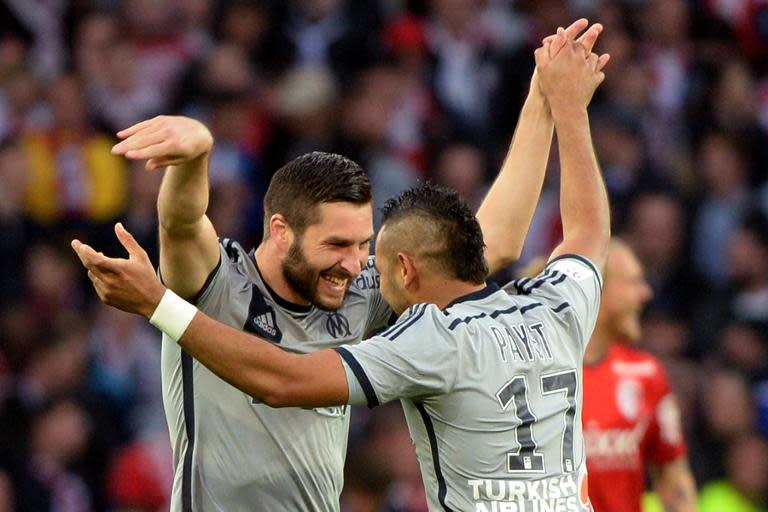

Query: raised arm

[536,38,611,272]
[71,225,349,408]
[112,116,220,299]
[478,20,603,273]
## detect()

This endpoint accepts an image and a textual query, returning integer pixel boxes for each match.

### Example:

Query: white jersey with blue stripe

[337,255,602,512]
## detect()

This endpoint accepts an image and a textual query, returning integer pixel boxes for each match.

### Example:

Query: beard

[282,239,350,311]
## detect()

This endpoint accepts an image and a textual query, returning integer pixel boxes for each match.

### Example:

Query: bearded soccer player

[97,18,605,512]
[582,240,697,512]
[75,31,610,511]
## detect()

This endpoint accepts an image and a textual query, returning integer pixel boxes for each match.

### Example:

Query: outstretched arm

[478,19,603,273]
[72,224,349,408]
[112,116,219,300]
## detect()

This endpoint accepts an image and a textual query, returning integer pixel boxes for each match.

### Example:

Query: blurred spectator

[87,305,163,433]
[623,191,696,318]
[691,367,756,484]
[341,403,426,512]
[105,427,173,512]
[726,210,768,328]
[285,0,383,78]
[431,143,487,210]
[337,64,419,229]
[426,0,502,141]
[17,399,93,512]
[21,73,128,227]
[75,14,164,133]
[692,131,752,287]
[0,140,30,305]
[698,434,768,512]
[216,0,294,77]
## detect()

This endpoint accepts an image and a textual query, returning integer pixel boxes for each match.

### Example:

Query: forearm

[552,107,610,261]
[157,154,212,236]
[478,89,553,272]
[162,305,349,408]
[654,459,698,512]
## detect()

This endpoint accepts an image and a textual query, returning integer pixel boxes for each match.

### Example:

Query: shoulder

[546,254,603,287]
[377,303,445,341]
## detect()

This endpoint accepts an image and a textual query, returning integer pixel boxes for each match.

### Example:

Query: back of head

[379,182,488,284]
[263,152,371,239]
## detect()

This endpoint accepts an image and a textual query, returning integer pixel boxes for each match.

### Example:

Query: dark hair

[381,181,488,284]
[263,152,371,239]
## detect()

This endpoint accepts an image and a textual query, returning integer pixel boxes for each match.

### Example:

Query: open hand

[111,116,213,171]
[72,223,166,319]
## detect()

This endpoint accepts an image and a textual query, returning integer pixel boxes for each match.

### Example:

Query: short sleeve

[335,304,458,407]
[356,257,395,337]
[504,254,602,348]
[643,365,687,465]
[190,239,246,317]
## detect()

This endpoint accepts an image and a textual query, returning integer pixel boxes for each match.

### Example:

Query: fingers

[597,53,611,72]
[87,270,109,303]
[549,27,568,57]
[579,23,603,55]
[562,18,589,40]
[70,239,120,275]
[123,142,177,161]
[116,116,162,139]
[114,222,150,263]
[112,126,166,155]
[542,21,603,55]
[587,52,599,71]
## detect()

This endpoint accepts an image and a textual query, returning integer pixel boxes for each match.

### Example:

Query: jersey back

[339,255,602,512]
[161,239,391,511]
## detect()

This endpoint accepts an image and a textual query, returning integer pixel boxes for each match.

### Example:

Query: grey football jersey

[161,238,391,512]
[337,255,602,512]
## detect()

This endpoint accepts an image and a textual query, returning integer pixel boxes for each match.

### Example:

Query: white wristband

[149,289,198,342]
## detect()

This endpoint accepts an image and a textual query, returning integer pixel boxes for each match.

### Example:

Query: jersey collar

[443,282,499,310]
[252,253,314,314]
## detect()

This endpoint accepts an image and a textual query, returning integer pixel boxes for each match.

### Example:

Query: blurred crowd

[0,0,767,510]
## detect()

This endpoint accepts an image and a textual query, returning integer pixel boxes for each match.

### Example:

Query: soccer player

[82,18,604,512]
[581,240,697,512]
[74,32,610,511]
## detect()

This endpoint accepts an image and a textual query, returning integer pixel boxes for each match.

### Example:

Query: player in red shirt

[583,240,697,512]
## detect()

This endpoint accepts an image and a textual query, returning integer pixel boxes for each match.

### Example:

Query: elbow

[252,374,295,408]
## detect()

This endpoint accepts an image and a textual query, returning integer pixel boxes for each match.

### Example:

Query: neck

[254,240,311,306]
[584,323,612,365]
[415,275,486,310]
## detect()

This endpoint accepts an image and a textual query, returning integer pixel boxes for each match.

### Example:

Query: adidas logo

[254,313,277,337]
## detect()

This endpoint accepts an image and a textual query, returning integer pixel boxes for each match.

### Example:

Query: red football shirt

[583,343,687,512]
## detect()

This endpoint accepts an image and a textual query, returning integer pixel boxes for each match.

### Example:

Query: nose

[339,246,364,278]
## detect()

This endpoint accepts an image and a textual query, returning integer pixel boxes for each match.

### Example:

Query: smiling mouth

[321,273,348,288]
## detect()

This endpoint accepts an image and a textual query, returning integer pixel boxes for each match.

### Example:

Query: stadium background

[0,0,766,510]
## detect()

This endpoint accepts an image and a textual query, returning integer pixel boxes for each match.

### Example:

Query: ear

[397,252,419,290]
[269,214,294,252]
